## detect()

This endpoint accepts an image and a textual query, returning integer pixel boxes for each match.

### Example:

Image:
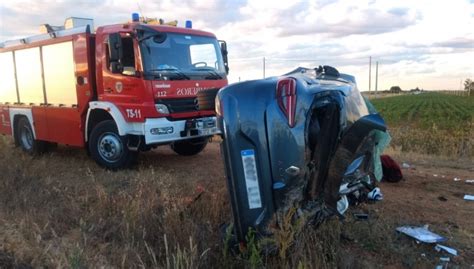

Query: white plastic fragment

[402,162,410,168]
[367,187,383,201]
[433,174,438,177]
[435,257,450,269]
[435,244,458,256]
[453,177,461,181]
[466,179,474,183]
[463,194,474,201]
[337,195,349,215]
[396,225,446,243]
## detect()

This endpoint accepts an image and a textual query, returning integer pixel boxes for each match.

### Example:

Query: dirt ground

[339,153,474,268]
[0,138,473,268]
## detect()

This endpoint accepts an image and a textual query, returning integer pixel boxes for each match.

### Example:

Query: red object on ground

[381,155,403,182]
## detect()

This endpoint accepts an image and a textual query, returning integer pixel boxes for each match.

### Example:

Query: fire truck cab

[0,16,229,169]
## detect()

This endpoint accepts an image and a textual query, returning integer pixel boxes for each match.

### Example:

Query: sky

[1,0,473,91]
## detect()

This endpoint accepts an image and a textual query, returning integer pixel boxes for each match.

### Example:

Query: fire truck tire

[89,120,137,169]
[197,88,219,111]
[171,137,208,156]
[16,117,47,155]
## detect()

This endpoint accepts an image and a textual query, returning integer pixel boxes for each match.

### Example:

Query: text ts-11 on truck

[0,14,229,169]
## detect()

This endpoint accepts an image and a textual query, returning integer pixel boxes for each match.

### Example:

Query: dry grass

[0,136,351,268]
[388,126,474,159]
[1,128,473,268]
[0,136,230,268]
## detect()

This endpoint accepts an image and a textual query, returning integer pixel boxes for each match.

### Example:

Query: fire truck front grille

[156,98,198,113]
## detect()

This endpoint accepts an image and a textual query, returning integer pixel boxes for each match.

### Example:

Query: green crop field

[371,93,474,158]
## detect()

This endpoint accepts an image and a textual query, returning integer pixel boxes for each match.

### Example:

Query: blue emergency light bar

[132,13,140,22]
[185,20,192,28]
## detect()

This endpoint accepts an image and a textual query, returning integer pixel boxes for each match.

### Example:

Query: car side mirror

[108,33,123,73]
[219,40,229,75]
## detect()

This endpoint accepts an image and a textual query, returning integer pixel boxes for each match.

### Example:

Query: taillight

[276,77,297,127]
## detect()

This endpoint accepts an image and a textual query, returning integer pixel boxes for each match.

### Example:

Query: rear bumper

[143,116,220,145]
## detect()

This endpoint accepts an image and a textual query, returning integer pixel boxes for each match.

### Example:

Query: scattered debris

[396,225,446,243]
[402,162,410,168]
[435,244,458,256]
[463,194,474,201]
[439,257,450,262]
[435,257,450,269]
[353,213,369,220]
[433,174,439,177]
[465,179,474,183]
[368,187,383,201]
[437,196,447,202]
[453,177,462,181]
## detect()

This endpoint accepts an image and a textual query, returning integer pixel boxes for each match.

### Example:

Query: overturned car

[214,66,390,243]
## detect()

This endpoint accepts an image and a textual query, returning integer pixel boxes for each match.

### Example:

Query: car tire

[16,117,47,155]
[171,137,208,156]
[197,88,220,111]
[89,120,137,169]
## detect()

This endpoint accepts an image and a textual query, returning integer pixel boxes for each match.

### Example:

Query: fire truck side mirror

[219,40,229,75]
[108,33,123,73]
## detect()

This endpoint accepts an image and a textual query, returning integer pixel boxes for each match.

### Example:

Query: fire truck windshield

[140,33,226,80]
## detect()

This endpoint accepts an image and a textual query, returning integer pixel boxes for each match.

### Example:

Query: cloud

[277,5,421,37]
[1,0,473,91]
[388,7,410,16]
[434,37,474,49]
[0,0,247,38]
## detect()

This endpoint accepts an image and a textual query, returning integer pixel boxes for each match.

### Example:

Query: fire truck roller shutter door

[0,52,18,104]
[15,47,44,105]
[42,41,77,106]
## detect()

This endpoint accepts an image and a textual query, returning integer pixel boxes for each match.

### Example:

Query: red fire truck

[0,15,229,169]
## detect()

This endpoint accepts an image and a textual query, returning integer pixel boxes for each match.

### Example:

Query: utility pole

[368,56,372,94]
[263,57,266,79]
[375,61,378,98]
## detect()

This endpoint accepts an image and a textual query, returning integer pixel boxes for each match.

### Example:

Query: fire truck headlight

[155,104,170,115]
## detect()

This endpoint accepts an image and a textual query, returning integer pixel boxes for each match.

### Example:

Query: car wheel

[171,137,208,156]
[89,120,137,169]
[16,117,47,155]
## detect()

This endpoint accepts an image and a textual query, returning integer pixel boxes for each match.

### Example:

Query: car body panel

[217,67,388,241]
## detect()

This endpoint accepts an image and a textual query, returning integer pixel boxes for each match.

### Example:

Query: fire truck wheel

[171,137,208,156]
[16,117,47,155]
[89,120,137,169]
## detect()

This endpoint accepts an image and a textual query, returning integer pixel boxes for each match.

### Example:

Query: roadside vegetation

[372,92,474,159]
